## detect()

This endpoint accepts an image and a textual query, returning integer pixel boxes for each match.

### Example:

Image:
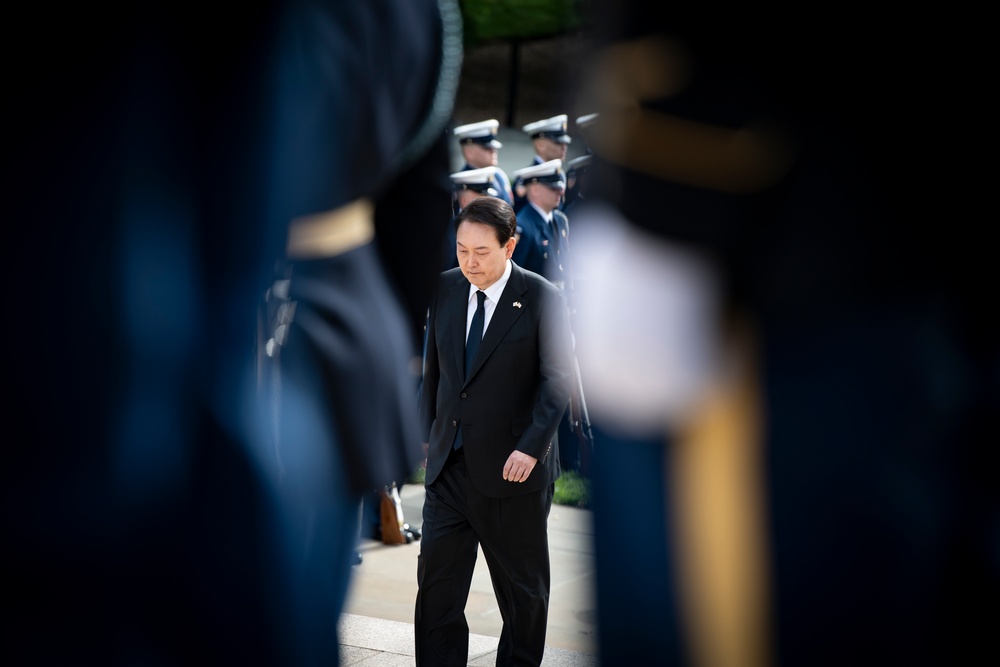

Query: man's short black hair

[454,196,516,246]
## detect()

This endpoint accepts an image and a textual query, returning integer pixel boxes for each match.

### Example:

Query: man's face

[463,143,499,169]
[526,182,565,213]
[456,220,514,290]
[534,137,568,162]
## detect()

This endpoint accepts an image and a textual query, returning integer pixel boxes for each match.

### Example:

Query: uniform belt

[286,198,375,259]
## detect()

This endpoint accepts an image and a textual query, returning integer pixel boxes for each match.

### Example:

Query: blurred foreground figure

[3,1,460,664]
[570,4,998,667]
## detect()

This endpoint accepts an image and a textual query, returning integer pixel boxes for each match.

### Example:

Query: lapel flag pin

[513,301,522,308]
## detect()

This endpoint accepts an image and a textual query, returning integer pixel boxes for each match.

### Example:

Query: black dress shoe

[352,551,363,566]
[402,523,421,541]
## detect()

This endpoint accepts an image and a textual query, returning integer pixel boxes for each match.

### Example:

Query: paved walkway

[340,483,598,666]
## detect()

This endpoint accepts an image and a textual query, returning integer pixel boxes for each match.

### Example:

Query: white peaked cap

[567,154,592,171]
[513,159,566,188]
[521,114,571,143]
[453,119,503,148]
[450,166,499,192]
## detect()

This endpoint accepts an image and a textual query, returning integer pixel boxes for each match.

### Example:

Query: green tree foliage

[460,0,587,46]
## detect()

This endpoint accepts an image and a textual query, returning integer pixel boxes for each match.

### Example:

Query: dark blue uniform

[512,203,572,293]
[576,3,999,666]
[5,1,461,664]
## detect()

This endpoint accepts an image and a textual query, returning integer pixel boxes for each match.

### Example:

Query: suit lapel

[465,264,529,382]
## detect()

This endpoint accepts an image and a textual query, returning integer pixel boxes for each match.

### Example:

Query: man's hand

[422,443,429,469]
[503,450,538,483]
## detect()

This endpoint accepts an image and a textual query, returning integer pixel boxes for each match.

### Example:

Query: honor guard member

[564,113,599,213]
[441,166,499,270]
[511,159,572,296]
[453,165,499,210]
[5,0,462,664]
[564,154,592,215]
[575,112,600,145]
[570,2,999,666]
[512,114,572,212]
[512,158,592,474]
[452,119,515,206]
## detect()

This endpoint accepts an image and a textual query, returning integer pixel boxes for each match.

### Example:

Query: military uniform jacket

[419,262,574,497]
[512,203,572,292]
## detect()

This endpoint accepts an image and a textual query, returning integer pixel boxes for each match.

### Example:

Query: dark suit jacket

[420,262,574,497]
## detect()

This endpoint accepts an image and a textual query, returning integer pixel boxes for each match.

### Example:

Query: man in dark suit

[415,196,575,667]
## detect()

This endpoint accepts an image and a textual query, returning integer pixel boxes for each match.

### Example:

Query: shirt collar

[528,200,553,223]
[469,259,512,304]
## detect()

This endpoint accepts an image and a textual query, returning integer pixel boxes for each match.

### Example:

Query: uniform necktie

[456,290,486,451]
[465,290,486,375]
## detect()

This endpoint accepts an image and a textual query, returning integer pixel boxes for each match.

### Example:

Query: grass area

[553,470,591,509]
[406,466,426,486]
[406,465,591,509]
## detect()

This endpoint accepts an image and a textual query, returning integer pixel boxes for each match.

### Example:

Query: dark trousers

[415,447,554,667]
[591,423,686,665]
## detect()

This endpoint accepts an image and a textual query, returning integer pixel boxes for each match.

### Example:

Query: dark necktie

[465,290,486,376]
[456,290,486,451]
